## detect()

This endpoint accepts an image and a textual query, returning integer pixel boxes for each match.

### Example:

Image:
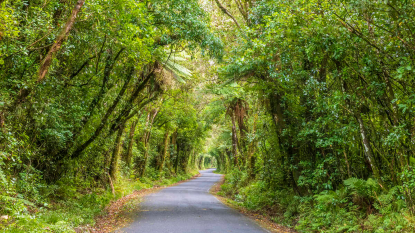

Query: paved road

[119,168,268,233]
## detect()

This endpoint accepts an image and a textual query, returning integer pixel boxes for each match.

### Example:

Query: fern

[344,177,380,199]
[161,52,193,84]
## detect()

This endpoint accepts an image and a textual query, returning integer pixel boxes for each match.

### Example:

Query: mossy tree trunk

[159,129,170,172]
[109,123,125,181]
[125,120,137,168]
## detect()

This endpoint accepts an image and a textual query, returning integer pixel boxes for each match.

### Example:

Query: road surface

[119,168,268,233]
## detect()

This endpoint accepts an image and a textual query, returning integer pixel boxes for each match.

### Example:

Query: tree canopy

[1,0,415,232]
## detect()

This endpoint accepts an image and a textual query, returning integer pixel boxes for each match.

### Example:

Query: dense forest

[1,0,415,232]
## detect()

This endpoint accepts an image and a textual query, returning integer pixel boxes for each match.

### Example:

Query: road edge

[79,172,201,233]
[209,174,297,233]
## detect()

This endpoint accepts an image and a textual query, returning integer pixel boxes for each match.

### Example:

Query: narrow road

[119,168,268,233]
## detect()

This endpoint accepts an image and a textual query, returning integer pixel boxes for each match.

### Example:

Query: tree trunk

[343,150,352,178]
[70,67,134,159]
[355,112,384,187]
[126,120,137,168]
[159,129,170,172]
[139,113,151,177]
[14,0,86,106]
[248,113,258,178]
[38,0,86,82]
[139,108,159,177]
[168,129,177,172]
[231,112,238,167]
[175,141,180,174]
[270,92,285,133]
[109,123,125,181]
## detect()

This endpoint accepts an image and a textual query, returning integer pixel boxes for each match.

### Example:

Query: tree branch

[214,0,241,29]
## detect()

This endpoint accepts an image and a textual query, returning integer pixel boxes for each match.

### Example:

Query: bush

[296,178,415,232]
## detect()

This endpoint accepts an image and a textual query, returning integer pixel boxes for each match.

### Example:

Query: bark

[234,0,249,23]
[38,0,86,82]
[109,123,125,181]
[0,111,4,129]
[269,93,285,133]
[192,150,196,168]
[83,48,124,124]
[168,129,178,171]
[13,0,86,106]
[70,67,134,159]
[214,0,241,29]
[234,99,248,165]
[355,112,384,187]
[140,144,149,177]
[198,156,204,169]
[181,147,190,172]
[319,52,329,83]
[126,120,137,168]
[107,173,115,195]
[109,71,157,133]
[175,141,180,174]
[139,108,159,177]
[231,112,239,167]
[71,48,124,143]
[343,150,352,178]
[248,113,258,178]
[159,129,170,172]
[139,113,151,177]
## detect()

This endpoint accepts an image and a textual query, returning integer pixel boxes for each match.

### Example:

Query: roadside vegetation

[0,0,218,231]
[207,0,415,232]
[1,0,415,232]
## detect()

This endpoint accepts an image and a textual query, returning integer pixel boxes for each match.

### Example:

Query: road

[119,168,268,233]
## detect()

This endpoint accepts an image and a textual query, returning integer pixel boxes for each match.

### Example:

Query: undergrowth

[217,169,415,232]
[0,165,199,232]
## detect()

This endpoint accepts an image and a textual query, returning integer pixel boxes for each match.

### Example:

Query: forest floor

[210,175,297,233]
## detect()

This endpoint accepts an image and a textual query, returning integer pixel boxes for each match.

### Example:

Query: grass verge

[209,175,296,233]
[1,170,200,233]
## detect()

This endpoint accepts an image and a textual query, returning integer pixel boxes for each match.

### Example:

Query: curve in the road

[118,168,268,233]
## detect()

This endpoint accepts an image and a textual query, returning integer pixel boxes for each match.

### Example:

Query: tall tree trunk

[355,112,384,188]
[235,99,248,167]
[139,108,159,177]
[38,0,86,82]
[343,150,352,178]
[192,150,196,168]
[248,113,258,178]
[175,141,180,174]
[125,120,137,168]
[214,0,241,29]
[159,129,170,172]
[139,113,151,177]
[109,123,125,181]
[231,112,239,167]
[168,129,177,172]
[14,0,86,106]
[70,67,134,159]
[269,92,285,134]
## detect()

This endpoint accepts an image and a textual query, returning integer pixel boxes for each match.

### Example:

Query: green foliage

[205,0,415,231]
[0,0,219,230]
[2,0,415,231]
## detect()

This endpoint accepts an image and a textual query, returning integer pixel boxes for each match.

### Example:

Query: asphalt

[118,168,268,233]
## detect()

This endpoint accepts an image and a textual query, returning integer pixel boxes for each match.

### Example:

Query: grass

[0,169,200,232]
